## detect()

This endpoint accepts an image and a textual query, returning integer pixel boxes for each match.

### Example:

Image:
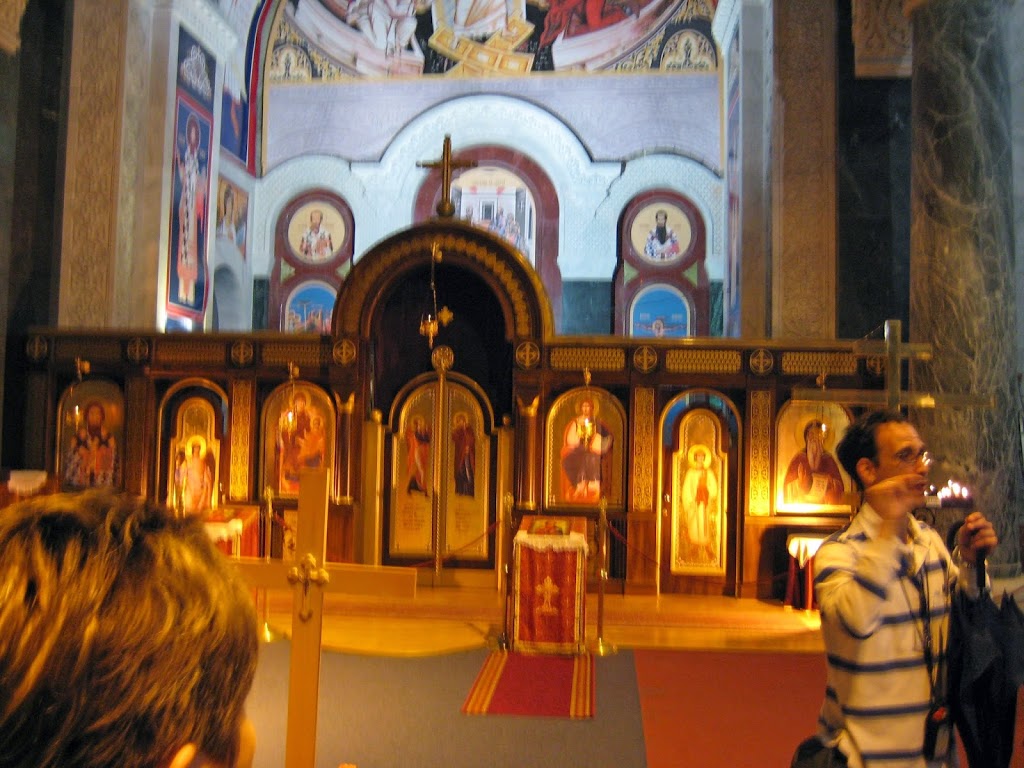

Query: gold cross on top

[417,135,476,218]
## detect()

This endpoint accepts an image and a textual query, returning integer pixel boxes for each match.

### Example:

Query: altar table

[784,533,827,611]
[512,515,588,654]
[205,506,259,558]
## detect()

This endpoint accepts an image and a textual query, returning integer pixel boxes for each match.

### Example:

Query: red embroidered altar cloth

[512,516,588,654]
[205,506,259,558]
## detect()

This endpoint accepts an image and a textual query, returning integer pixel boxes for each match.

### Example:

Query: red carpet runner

[461,651,595,718]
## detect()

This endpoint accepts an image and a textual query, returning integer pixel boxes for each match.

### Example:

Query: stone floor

[255,574,1024,656]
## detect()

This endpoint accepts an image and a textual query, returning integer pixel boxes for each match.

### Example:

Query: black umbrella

[948,583,1024,768]
[1000,591,1024,694]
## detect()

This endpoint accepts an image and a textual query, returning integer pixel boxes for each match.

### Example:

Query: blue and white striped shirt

[813,504,980,768]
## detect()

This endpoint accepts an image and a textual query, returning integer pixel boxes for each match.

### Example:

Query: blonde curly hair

[0,488,257,767]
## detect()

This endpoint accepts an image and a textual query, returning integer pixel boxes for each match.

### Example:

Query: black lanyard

[910,568,935,679]
[903,548,945,703]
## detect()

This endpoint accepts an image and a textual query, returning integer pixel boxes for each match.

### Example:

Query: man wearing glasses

[806,409,997,767]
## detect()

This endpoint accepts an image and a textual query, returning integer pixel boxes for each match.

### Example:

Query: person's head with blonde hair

[0,488,258,768]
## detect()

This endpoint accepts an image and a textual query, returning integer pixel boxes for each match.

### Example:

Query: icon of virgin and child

[277,391,327,495]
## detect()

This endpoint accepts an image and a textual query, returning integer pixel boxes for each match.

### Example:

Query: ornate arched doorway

[330,218,554,582]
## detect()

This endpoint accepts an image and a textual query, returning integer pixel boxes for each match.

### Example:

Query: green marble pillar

[908,0,1021,568]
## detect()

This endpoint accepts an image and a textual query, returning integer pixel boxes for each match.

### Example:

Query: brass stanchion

[593,497,617,656]
[496,492,515,650]
[259,487,285,643]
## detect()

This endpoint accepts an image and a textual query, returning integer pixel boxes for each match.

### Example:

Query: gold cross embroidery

[535,575,560,615]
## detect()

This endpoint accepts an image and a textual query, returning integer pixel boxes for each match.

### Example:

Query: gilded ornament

[516,341,541,369]
[333,339,357,366]
[231,340,254,367]
[26,335,49,362]
[780,352,857,376]
[748,348,774,376]
[632,388,655,511]
[126,337,150,364]
[432,345,454,372]
[633,346,658,374]
[748,390,772,516]
[665,349,741,374]
[550,347,625,371]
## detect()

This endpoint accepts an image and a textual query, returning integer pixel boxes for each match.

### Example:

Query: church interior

[2,0,1024,764]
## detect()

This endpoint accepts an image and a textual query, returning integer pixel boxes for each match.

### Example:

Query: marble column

[908,0,1022,568]
[59,0,134,327]
[1011,3,1024,376]
[771,0,837,339]
[59,0,234,330]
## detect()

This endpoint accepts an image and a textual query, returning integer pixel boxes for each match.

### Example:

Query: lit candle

[937,478,972,507]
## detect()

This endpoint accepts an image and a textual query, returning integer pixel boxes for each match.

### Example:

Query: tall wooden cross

[792,319,994,409]
[234,470,417,768]
[417,134,476,218]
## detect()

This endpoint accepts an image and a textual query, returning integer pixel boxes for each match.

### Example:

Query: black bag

[790,736,848,768]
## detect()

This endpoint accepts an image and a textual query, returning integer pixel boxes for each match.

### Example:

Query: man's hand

[863,472,929,522]
[956,511,998,564]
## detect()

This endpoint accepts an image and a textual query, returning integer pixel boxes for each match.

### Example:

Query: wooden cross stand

[792,319,994,410]
[234,469,417,768]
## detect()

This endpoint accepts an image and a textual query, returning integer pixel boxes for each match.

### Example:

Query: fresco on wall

[630,285,689,337]
[167,28,215,324]
[168,104,212,321]
[218,0,263,165]
[275,0,719,77]
[454,166,536,262]
[216,177,249,255]
[261,0,723,168]
[283,280,336,333]
[287,201,346,264]
[630,202,692,266]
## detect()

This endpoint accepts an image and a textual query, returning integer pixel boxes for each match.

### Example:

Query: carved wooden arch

[331,218,555,343]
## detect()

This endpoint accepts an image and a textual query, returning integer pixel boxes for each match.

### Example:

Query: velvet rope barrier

[607,519,660,568]
[407,519,502,569]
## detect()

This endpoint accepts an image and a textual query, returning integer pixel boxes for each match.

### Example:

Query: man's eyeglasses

[892,447,932,467]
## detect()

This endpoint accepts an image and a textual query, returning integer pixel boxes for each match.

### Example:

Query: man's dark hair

[835,409,909,490]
